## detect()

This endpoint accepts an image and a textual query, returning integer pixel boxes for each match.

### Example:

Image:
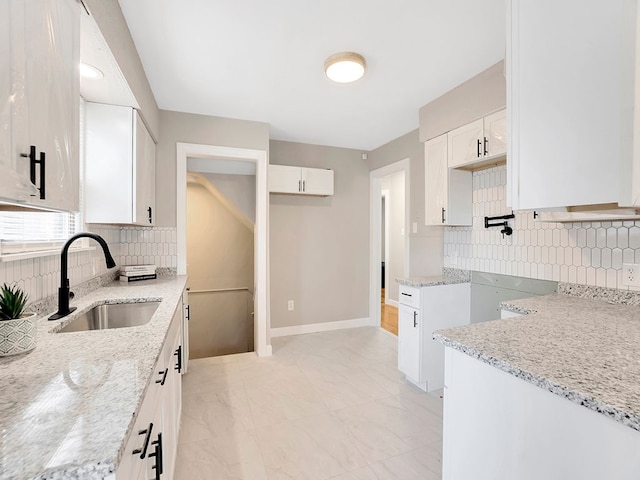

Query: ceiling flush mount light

[79,62,104,80]
[324,52,366,83]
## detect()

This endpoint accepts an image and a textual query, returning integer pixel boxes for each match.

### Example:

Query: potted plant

[0,283,37,356]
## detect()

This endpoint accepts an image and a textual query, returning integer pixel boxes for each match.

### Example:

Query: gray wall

[419,60,506,143]
[269,140,369,328]
[156,110,269,227]
[368,129,444,277]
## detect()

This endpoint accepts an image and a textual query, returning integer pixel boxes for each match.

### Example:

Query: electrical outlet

[287,300,294,311]
[622,264,640,287]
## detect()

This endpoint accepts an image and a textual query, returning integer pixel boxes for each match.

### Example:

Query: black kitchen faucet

[49,233,116,320]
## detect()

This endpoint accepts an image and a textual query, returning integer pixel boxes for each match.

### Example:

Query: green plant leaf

[0,283,29,320]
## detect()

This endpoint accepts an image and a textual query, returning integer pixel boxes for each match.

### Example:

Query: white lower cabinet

[442,347,640,480]
[397,283,471,392]
[117,305,183,480]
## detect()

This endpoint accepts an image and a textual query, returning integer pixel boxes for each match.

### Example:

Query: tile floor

[174,327,443,480]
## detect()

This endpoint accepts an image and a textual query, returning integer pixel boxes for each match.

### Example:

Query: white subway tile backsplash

[443,164,640,290]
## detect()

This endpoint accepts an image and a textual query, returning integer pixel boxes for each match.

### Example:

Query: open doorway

[185,163,255,358]
[369,159,410,333]
[176,143,271,357]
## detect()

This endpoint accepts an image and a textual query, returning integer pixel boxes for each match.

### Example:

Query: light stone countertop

[396,275,469,288]
[435,293,640,432]
[0,275,188,480]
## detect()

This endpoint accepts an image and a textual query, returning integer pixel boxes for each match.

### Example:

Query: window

[0,210,81,257]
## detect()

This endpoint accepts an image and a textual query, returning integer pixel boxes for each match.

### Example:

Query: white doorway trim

[369,159,410,328]
[176,142,271,357]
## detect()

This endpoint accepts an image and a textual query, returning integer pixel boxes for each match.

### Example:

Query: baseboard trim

[270,317,374,338]
[377,326,398,339]
[386,299,399,308]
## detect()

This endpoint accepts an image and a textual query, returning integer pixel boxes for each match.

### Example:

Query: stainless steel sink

[57,301,160,333]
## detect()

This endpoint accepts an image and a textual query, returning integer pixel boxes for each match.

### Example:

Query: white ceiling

[117,0,506,151]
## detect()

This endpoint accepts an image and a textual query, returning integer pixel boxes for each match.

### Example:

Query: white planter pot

[0,313,37,356]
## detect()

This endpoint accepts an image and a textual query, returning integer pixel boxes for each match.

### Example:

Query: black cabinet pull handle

[483,137,488,156]
[186,304,190,321]
[20,145,45,199]
[401,292,411,296]
[155,368,168,386]
[476,138,482,158]
[413,311,418,327]
[441,207,446,224]
[298,179,302,192]
[147,206,152,224]
[132,422,153,459]
[149,433,164,479]
[174,345,182,373]
[302,180,306,192]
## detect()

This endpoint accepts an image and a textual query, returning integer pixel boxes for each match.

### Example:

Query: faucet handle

[69,291,75,300]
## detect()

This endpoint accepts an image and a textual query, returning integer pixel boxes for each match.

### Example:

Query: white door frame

[370,159,410,327]
[176,142,271,357]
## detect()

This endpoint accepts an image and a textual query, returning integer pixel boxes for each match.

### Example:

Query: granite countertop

[396,275,469,288]
[435,293,640,432]
[0,275,188,480]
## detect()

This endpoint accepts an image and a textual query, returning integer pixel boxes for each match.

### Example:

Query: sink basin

[57,301,160,333]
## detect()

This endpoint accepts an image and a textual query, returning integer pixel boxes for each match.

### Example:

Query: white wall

[445,165,640,290]
[381,171,405,304]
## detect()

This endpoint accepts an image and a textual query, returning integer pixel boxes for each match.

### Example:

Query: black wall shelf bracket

[484,213,515,237]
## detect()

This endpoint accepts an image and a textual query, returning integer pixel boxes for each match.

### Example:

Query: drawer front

[399,285,420,308]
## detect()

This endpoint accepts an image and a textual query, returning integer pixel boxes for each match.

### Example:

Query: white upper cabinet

[425,134,472,226]
[0,0,80,211]
[269,164,334,196]
[448,109,507,169]
[483,109,507,159]
[507,0,636,210]
[84,103,156,225]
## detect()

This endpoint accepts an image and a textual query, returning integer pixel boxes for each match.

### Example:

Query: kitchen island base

[442,347,640,480]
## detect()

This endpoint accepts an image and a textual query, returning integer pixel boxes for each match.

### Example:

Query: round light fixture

[324,52,366,83]
[79,62,104,80]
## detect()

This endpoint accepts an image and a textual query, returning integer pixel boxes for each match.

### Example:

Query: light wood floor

[381,288,398,336]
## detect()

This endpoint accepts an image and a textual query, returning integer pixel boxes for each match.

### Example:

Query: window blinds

[0,211,80,255]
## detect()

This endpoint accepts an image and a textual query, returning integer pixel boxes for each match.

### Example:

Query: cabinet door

[422,283,471,392]
[483,109,507,158]
[508,0,627,210]
[181,288,190,374]
[134,112,156,226]
[269,164,302,194]
[117,392,156,480]
[398,304,421,382]
[301,167,334,195]
[162,325,182,480]
[0,1,34,204]
[447,119,483,168]
[425,134,448,225]
[2,0,79,211]
[85,103,134,223]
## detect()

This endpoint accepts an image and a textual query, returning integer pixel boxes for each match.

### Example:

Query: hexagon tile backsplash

[0,226,178,306]
[444,165,640,291]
